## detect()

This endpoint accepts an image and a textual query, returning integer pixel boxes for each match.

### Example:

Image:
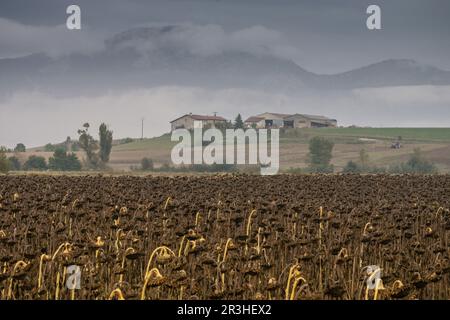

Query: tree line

[0,122,113,173]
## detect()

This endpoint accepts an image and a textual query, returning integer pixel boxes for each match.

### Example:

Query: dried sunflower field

[0,174,449,300]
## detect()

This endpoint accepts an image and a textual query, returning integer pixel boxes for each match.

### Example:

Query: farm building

[244,116,265,128]
[245,112,337,129]
[170,113,227,131]
[284,114,337,128]
[244,112,292,128]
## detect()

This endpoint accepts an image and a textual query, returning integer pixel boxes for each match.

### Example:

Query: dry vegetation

[0,174,449,300]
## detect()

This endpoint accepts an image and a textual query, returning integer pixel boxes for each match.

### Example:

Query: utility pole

[213,112,217,127]
[141,117,144,140]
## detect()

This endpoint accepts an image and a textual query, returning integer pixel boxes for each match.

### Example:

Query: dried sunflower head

[145,268,166,287]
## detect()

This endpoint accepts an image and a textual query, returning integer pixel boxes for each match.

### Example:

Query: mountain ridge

[1,26,450,96]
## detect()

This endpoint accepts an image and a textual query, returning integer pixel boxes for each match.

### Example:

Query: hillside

[112,128,450,151]
[13,128,450,173]
[281,127,450,143]
[106,128,450,172]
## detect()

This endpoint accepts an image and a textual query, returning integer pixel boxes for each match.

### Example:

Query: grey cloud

[1,1,449,72]
[0,0,450,73]
[0,18,104,58]
[113,24,299,60]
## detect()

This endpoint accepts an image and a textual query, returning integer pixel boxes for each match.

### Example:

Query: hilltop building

[170,113,227,131]
[244,112,337,129]
[170,112,337,131]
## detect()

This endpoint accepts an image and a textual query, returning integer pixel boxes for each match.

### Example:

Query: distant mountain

[321,59,450,89]
[1,26,450,97]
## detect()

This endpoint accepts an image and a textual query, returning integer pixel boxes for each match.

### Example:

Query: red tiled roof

[191,114,227,121]
[170,114,227,123]
[245,116,264,123]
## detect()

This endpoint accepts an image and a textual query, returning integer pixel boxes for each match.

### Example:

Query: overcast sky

[1,0,450,147]
[1,0,449,73]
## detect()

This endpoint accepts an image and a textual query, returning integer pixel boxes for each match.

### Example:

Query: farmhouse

[245,112,337,129]
[244,112,291,129]
[170,113,227,131]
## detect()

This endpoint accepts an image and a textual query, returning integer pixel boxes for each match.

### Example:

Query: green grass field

[113,133,176,151]
[298,127,450,142]
[112,128,450,152]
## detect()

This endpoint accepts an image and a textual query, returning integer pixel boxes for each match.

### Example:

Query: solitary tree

[49,149,82,171]
[65,136,72,152]
[14,143,26,152]
[141,157,154,171]
[23,155,47,171]
[307,137,334,173]
[359,149,369,169]
[44,143,56,152]
[99,123,113,163]
[78,123,99,168]
[388,148,437,174]
[78,122,113,168]
[234,114,244,129]
[8,156,21,171]
[406,148,436,173]
[343,160,360,173]
[0,148,10,173]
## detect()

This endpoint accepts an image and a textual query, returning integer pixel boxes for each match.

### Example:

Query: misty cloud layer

[110,24,298,61]
[0,18,104,58]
